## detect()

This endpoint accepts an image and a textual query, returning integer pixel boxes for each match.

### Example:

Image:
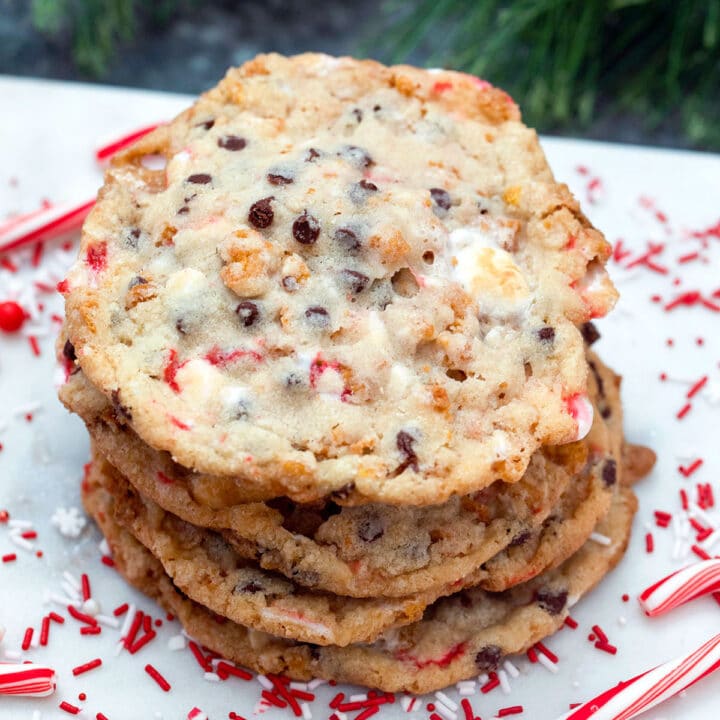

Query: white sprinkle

[168,634,186,651]
[572,680,580,689]
[290,681,309,691]
[589,532,612,546]
[96,614,120,629]
[9,532,34,551]
[307,678,326,690]
[257,675,273,690]
[435,691,457,711]
[400,696,417,712]
[618,616,627,626]
[478,673,489,684]
[503,660,520,678]
[350,694,367,702]
[48,591,80,608]
[689,504,716,529]
[118,603,136,640]
[2,650,21,661]
[98,538,111,556]
[203,672,220,683]
[538,653,559,674]
[301,702,312,720]
[82,598,101,616]
[8,519,33,530]
[498,669,511,695]
[703,530,720,550]
[62,570,81,591]
[113,640,124,657]
[61,580,81,601]
[433,702,457,720]
[457,685,476,696]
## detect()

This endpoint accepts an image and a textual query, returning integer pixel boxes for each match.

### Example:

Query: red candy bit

[129,630,156,654]
[654,510,672,527]
[646,532,655,553]
[144,664,171,692]
[205,346,263,367]
[124,610,144,649]
[625,241,668,274]
[687,376,708,399]
[72,658,102,676]
[28,335,41,356]
[59,701,81,715]
[97,714,110,720]
[85,242,108,272]
[432,81,453,94]
[0,510,8,523]
[163,349,185,393]
[100,555,115,568]
[0,300,26,332]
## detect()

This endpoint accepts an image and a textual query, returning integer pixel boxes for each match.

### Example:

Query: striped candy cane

[556,632,720,719]
[0,663,56,697]
[639,559,720,617]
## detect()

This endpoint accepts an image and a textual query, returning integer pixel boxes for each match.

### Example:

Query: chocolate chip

[305,306,329,327]
[236,301,260,327]
[187,173,212,184]
[373,104,381,112]
[602,458,617,487]
[128,276,147,288]
[509,530,532,547]
[341,269,369,294]
[601,406,612,419]
[475,645,502,673]
[358,513,385,542]
[393,430,419,475]
[293,211,320,244]
[282,276,299,292]
[535,588,568,615]
[309,646,321,661]
[358,179,378,192]
[581,321,601,346]
[285,372,304,388]
[218,135,246,151]
[248,196,274,229]
[352,108,363,123]
[62,339,76,362]
[538,326,555,342]
[330,482,355,501]
[197,119,215,130]
[235,580,263,594]
[339,145,373,168]
[177,205,190,215]
[175,319,188,335]
[305,148,320,162]
[430,187,451,211]
[126,227,142,249]
[334,227,361,253]
[267,173,294,186]
[111,389,132,421]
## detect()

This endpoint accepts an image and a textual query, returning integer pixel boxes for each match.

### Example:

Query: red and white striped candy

[556,632,720,720]
[639,559,720,616]
[0,663,56,697]
[0,199,95,255]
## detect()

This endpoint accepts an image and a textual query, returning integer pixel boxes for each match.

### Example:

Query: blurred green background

[2,0,718,150]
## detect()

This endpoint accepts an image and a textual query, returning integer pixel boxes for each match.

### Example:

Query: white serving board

[0,76,719,720]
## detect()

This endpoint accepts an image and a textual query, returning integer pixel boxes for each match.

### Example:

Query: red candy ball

[0,301,25,333]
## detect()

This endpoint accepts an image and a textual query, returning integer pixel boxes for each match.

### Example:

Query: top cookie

[62,53,616,505]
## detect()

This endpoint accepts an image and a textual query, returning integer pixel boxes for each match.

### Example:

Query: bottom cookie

[82,461,637,694]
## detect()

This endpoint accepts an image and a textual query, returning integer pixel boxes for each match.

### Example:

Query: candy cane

[0,199,95,255]
[556,632,720,719]
[639,559,720,617]
[0,663,56,697]
[95,123,162,162]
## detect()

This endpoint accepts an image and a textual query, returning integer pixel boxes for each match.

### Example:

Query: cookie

[62,52,616,506]
[83,456,637,694]
[61,366,586,598]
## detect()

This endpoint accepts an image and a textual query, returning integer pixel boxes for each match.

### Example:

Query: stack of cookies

[58,54,654,693]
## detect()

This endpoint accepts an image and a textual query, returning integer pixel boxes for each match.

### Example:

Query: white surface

[1,75,719,720]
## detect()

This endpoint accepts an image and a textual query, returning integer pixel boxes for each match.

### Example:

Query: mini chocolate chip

[305,306,329,327]
[339,145,373,168]
[293,211,320,244]
[331,482,355,501]
[235,580,263,594]
[352,108,363,123]
[581,321,601,346]
[175,319,188,335]
[285,372,304,388]
[62,339,76,362]
[601,406,612,419]
[334,227,361,253]
[282,276,299,292]
[535,588,568,615]
[373,104,381,112]
[509,530,532,547]
[218,135,246,151]
[177,205,190,214]
[358,514,385,542]
[187,173,212,184]
[305,148,320,162]
[236,301,260,327]
[538,326,555,342]
[267,173,294,186]
[475,645,502,673]
[197,119,215,130]
[111,389,132,421]
[125,227,141,249]
[128,276,147,288]
[358,179,378,192]
[430,187,451,211]
[248,196,274,229]
[341,269,369,294]
[393,430,419,475]
[602,458,617,486]
[236,401,250,420]
[309,646,321,661]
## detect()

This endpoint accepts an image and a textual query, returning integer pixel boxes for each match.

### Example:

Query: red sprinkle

[461,698,474,720]
[40,615,51,646]
[22,626,34,650]
[676,403,692,420]
[29,335,41,356]
[100,555,115,567]
[49,611,65,624]
[481,673,500,693]
[59,701,81,715]
[129,630,156,654]
[124,610,144,649]
[144,664,171,692]
[692,544,711,561]
[20,530,37,539]
[594,641,618,655]
[535,641,558,664]
[113,603,129,617]
[564,616,578,629]
[188,640,212,672]
[498,707,524,717]
[81,573,91,602]
[80,626,101,635]
[2,553,17,563]
[97,714,110,720]
[68,605,98,626]
[687,376,709,399]
[680,488,689,510]
[216,661,252,681]
[73,658,102,676]
[646,533,654,553]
